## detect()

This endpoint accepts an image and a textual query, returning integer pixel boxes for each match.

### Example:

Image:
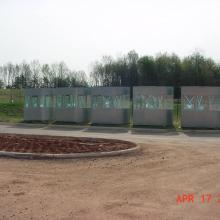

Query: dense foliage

[90,51,220,98]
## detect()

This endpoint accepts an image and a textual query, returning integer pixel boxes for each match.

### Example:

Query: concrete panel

[181,86,220,128]
[89,87,130,124]
[24,88,53,121]
[52,87,89,123]
[133,86,173,126]
[24,87,90,123]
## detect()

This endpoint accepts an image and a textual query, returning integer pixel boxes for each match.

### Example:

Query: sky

[0,0,220,73]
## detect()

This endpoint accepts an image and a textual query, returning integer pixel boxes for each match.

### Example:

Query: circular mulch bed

[0,133,138,159]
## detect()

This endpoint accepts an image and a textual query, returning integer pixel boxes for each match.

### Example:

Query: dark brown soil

[0,133,136,154]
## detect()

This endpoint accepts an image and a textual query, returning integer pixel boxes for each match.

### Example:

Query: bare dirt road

[0,123,220,220]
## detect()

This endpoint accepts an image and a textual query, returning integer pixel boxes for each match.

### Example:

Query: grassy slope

[0,89,24,122]
[0,103,23,123]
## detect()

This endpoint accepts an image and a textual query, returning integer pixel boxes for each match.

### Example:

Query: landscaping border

[0,145,140,159]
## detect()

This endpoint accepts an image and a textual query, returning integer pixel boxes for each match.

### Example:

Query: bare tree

[30,60,41,88]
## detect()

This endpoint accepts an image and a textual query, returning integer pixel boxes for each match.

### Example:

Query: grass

[0,103,23,123]
[0,89,24,103]
[0,89,24,122]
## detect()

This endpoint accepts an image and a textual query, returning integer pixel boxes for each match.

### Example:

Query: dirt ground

[0,123,220,220]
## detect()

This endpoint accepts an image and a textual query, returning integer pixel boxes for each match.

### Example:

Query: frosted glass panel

[209,96,220,111]
[56,95,62,108]
[31,96,38,108]
[71,95,77,107]
[92,95,129,109]
[39,96,45,108]
[78,95,87,108]
[45,96,52,108]
[134,95,173,110]
[25,96,30,108]
[63,95,71,108]
[183,95,207,111]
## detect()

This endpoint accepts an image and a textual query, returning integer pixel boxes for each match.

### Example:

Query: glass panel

[121,95,130,109]
[71,95,77,108]
[24,96,30,108]
[195,95,206,111]
[140,95,145,109]
[134,95,141,109]
[183,95,194,110]
[113,96,122,108]
[31,96,38,108]
[134,95,173,110]
[56,95,62,108]
[183,95,207,111]
[92,95,102,109]
[78,95,86,108]
[45,95,52,108]
[86,96,92,108]
[63,95,71,108]
[145,95,159,109]
[91,96,97,109]
[103,96,113,108]
[209,96,220,111]
[39,96,45,108]
[96,95,103,108]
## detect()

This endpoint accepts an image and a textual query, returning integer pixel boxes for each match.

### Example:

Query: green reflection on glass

[39,96,45,108]
[209,96,220,111]
[91,95,129,109]
[71,95,77,108]
[134,95,173,110]
[63,95,71,108]
[56,95,62,108]
[31,96,38,108]
[25,96,30,108]
[45,95,52,108]
[78,95,86,108]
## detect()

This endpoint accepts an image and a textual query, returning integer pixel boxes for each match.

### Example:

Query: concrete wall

[24,87,130,124]
[24,87,90,123]
[89,87,130,124]
[24,87,220,128]
[181,87,220,128]
[52,87,90,123]
[24,88,53,121]
[133,86,173,126]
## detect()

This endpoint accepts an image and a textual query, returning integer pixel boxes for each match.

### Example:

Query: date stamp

[176,194,220,204]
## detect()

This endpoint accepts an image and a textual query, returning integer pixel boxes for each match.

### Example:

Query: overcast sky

[0,0,220,72]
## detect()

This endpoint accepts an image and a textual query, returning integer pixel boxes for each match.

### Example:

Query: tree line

[1,51,220,98]
[90,51,220,98]
[0,61,88,89]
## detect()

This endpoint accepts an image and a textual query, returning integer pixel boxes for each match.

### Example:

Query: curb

[0,146,140,160]
[1,122,220,133]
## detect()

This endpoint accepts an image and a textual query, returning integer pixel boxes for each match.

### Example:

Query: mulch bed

[0,133,136,154]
